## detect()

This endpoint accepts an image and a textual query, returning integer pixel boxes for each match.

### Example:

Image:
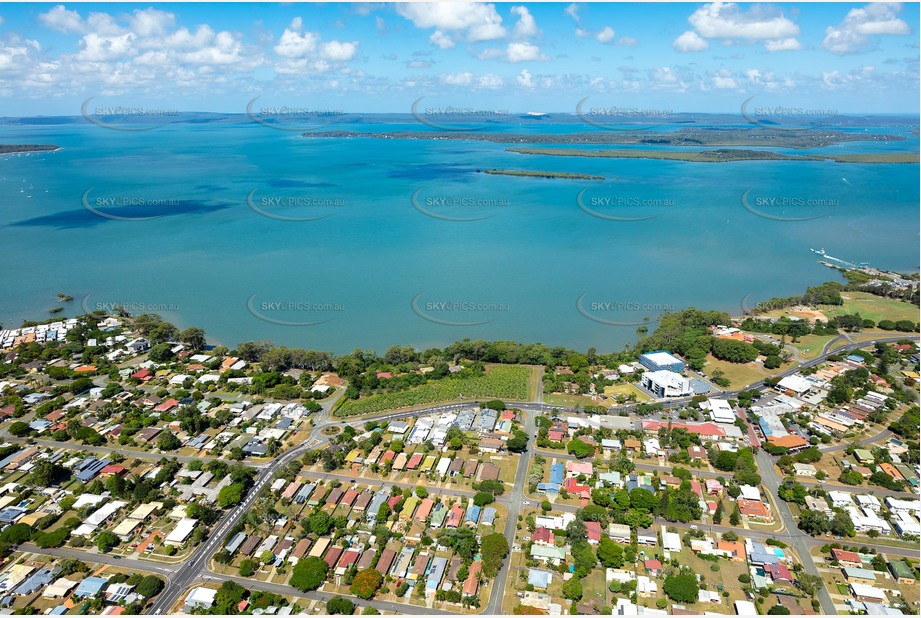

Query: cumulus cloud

[274,18,318,58]
[440,71,473,86]
[397,2,506,48]
[39,5,84,33]
[673,30,709,52]
[678,2,801,51]
[511,6,539,38]
[320,40,357,61]
[596,26,615,44]
[823,2,911,54]
[517,68,534,88]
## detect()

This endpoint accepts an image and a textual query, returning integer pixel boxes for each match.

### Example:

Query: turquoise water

[1,121,918,353]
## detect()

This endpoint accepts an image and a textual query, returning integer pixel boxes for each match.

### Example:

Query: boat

[810,248,826,256]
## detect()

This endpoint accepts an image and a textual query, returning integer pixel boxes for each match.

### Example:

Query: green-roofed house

[420,455,437,471]
[889,560,917,585]
[894,464,919,487]
[853,449,874,464]
[843,567,877,585]
[431,504,448,528]
[530,544,566,566]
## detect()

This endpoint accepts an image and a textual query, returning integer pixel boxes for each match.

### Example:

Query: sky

[0,2,918,116]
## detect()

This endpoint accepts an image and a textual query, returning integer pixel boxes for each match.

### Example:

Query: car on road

[689,525,698,530]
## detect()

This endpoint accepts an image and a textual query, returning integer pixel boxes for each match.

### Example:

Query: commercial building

[641,370,693,398]
[639,351,685,373]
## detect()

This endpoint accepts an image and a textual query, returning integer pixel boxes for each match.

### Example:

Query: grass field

[604,383,653,402]
[703,354,792,388]
[786,334,839,359]
[829,292,920,324]
[544,392,612,408]
[334,364,535,417]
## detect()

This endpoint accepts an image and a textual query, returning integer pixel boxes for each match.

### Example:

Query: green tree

[561,577,583,601]
[326,597,355,615]
[179,327,207,351]
[213,580,246,614]
[568,439,594,459]
[95,531,120,553]
[474,491,495,507]
[481,533,510,578]
[310,511,333,535]
[729,503,741,526]
[663,569,698,603]
[217,483,245,508]
[596,536,624,568]
[136,575,165,598]
[157,431,181,451]
[290,557,329,592]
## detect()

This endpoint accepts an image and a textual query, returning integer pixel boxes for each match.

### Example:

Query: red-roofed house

[765,563,793,585]
[584,521,601,545]
[381,450,395,464]
[446,504,464,529]
[644,559,662,576]
[500,410,516,421]
[99,465,127,477]
[462,561,482,596]
[415,498,434,522]
[563,478,591,500]
[566,461,593,477]
[738,499,773,522]
[131,369,152,382]
[154,398,179,413]
[376,372,392,379]
[831,548,861,568]
[548,430,565,442]
[532,527,555,546]
[387,496,402,510]
[688,446,708,461]
[407,453,423,470]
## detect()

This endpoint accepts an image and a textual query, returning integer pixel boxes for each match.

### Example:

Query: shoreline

[0,144,61,155]
[507,147,920,164]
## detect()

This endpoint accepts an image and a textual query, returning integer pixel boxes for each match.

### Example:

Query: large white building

[704,399,735,423]
[641,370,692,398]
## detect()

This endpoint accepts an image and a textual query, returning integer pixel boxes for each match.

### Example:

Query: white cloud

[710,69,737,89]
[429,30,455,49]
[682,2,801,51]
[129,8,175,38]
[565,3,580,23]
[511,6,539,38]
[823,2,911,55]
[477,73,503,88]
[397,2,505,48]
[39,5,85,33]
[673,30,709,52]
[619,36,638,46]
[764,37,802,52]
[596,26,615,44]
[320,40,357,61]
[274,19,318,58]
[76,32,136,62]
[517,68,534,88]
[745,67,794,90]
[508,41,544,62]
[440,71,473,86]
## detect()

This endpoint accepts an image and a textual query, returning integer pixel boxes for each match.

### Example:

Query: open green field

[830,292,920,324]
[334,364,534,417]
[703,354,792,388]
[604,383,653,402]
[544,392,613,408]
[786,334,839,359]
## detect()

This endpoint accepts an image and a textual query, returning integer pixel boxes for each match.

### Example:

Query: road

[14,333,917,614]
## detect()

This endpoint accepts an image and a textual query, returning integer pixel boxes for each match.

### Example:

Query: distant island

[481,168,604,180]
[0,144,60,154]
[302,127,905,149]
[508,147,920,164]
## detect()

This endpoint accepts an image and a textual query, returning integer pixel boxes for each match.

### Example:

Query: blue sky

[0,2,917,115]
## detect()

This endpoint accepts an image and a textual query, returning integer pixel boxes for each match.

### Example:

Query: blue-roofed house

[536,482,561,494]
[74,577,108,598]
[225,531,247,555]
[28,419,52,433]
[49,606,68,615]
[74,457,110,483]
[14,569,56,595]
[528,569,553,591]
[481,507,497,526]
[846,355,865,365]
[464,505,481,527]
[749,543,780,566]
[0,507,25,524]
[425,557,448,594]
[549,463,564,485]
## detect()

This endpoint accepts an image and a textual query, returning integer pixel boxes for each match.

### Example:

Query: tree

[217,483,245,508]
[507,429,529,453]
[132,575,162,599]
[798,510,830,536]
[571,541,597,578]
[9,422,30,437]
[148,343,174,363]
[238,559,258,577]
[326,597,355,615]
[767,606,791,615]
[713,501,723,525]
[597,536,624,568]
[481,533,510,578]
[561,577,583,601]
[568,439,594,459]
[629,488,657,510]
[29,460,69,487]
[350,569,383,599]
[95,531,120,553]
[309,511,333,535]
[213,580,246,614]
[796,573,823,596]
[157,431,181,451]
[663,569,698,603]
[474,492,495,507]
[179,327,206,351]
[729,503,741,526]
[415,486,428,498]
[290,557,328,592]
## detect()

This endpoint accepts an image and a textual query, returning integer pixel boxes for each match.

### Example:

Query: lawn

[544,392,615,409]
[786,334,839,359]
[604,383,653,403]
[827,292,920,324]
[703,354,792,388]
